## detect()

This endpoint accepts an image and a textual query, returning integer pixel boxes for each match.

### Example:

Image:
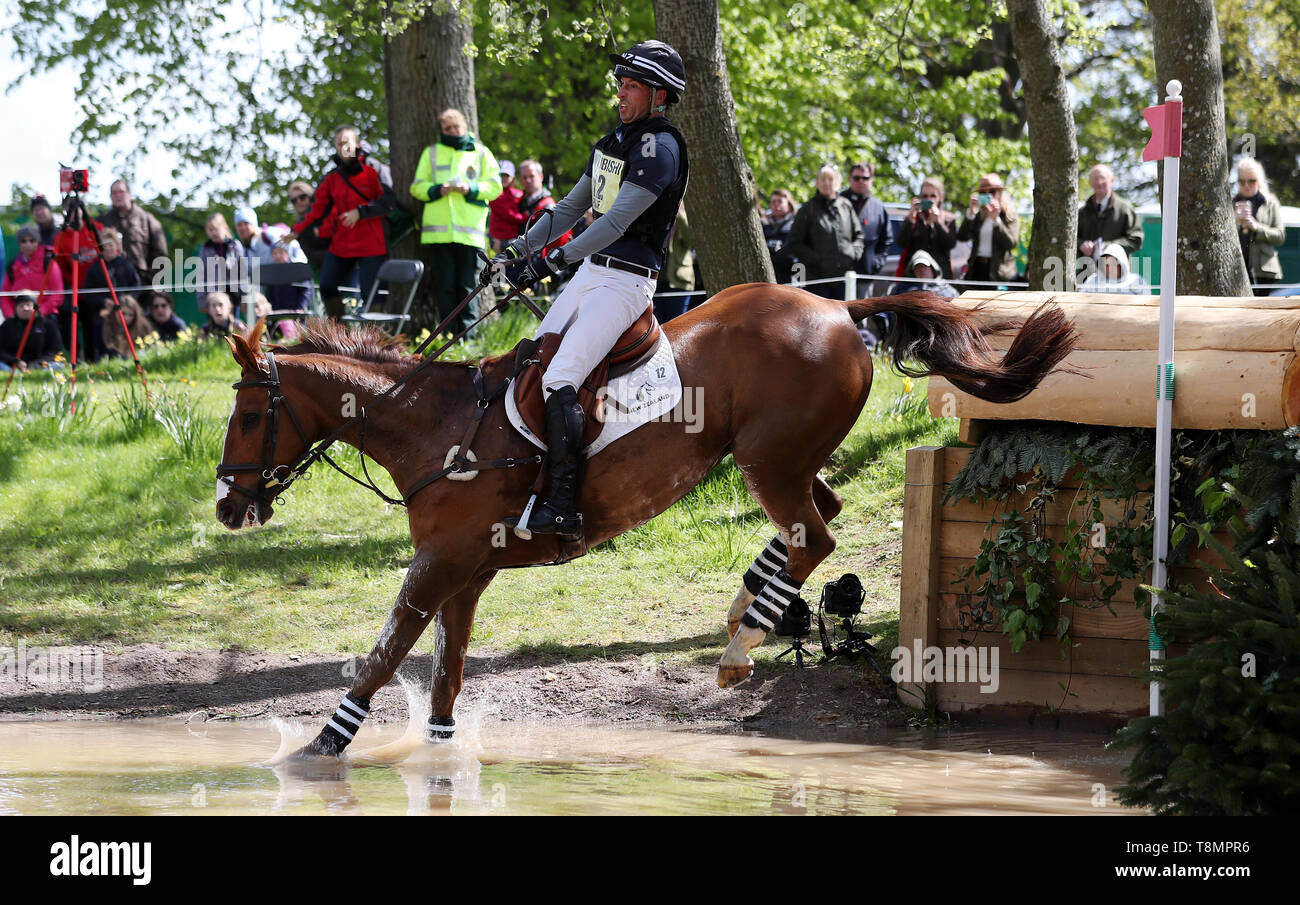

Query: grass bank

[0,310,956,673]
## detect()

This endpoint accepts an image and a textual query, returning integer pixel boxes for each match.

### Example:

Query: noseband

[216,351,315,507]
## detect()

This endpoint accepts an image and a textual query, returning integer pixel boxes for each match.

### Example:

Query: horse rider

[496,40,689,538]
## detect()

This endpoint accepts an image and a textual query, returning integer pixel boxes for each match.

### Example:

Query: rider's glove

[480,241,526,287]
[505,246,566,291]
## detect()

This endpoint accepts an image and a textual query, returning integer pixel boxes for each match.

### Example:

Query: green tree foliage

[1114,427,1300,815]
[5,0,1036,215]
[17,1,1285,222]
[1069,0,1300,207]
[1067,0,1157,200]
[8,0,385,224]
[1219,0,1300,205]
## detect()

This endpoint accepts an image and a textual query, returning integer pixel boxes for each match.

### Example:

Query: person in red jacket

[293,125,396,318]
[488,160,526,252]
[2,225,63,319]
[517,160,573,255]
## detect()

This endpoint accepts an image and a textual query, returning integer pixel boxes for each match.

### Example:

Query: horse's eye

[241,411,260,431]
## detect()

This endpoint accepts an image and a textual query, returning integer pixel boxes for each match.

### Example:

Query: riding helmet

[609,40,686,104]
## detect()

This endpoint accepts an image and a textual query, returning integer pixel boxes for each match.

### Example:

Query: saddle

[513,306,661,448]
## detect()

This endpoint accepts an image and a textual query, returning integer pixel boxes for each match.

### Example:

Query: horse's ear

[245,317,266,348]
[227,333,258,372]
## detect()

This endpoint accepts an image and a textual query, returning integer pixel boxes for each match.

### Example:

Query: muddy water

[0,716,1139,815]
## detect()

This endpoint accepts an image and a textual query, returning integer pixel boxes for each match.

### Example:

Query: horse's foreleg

[296,553,459,758]
[726,476,842,639]
[719,473,838,688]
[427,571,496,741]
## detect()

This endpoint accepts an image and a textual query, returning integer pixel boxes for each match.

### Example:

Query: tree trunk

[1147,0,1250,296]
[384,4,478,330]
[653,0,773,292]
[1006,0,1077,291]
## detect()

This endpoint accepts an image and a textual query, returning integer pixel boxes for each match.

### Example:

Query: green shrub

[1115,428,1300,815]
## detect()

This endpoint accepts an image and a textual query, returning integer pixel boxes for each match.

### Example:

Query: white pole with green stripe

[1144,80,1183,718]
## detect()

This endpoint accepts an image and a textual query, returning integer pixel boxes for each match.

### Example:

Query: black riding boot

[514,384,584,538]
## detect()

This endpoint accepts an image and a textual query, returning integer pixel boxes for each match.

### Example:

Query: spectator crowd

[3,117,1295,372]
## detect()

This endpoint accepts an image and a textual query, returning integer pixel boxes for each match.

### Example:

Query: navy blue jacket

[840,190,892,275]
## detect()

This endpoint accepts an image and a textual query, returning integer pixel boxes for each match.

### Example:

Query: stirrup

[505,499,582,541]
[526,510,583,539]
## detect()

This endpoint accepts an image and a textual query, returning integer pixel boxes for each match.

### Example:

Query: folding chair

[341,259,424,335]
[256,261,319,319]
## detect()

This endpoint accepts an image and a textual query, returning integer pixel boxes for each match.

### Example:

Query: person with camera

[0,293,64,373]
[80,227,141,362]
[897,177,957,280]
[294,125,396,318]
[956,173,1020,284]
[1232,157,1285,296]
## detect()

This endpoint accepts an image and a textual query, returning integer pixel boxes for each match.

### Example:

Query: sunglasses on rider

[290,193,310,203]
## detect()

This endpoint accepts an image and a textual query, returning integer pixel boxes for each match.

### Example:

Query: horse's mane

[272,318,420,366]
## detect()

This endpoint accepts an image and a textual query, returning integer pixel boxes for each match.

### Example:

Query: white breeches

[536,259,655,394]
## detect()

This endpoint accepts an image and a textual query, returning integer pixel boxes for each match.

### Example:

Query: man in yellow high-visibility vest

[410,108,503,335]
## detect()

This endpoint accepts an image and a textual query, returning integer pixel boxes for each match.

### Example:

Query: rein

[217,281,545,509]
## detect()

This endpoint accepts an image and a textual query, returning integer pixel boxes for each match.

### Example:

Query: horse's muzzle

[217,494,274,531]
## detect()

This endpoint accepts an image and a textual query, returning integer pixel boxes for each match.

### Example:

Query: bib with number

[591,150,626,215]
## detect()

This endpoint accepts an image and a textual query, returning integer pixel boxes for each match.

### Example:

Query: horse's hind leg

[719,470,839,688]
[427,571,496,741]
[726,475,843,638]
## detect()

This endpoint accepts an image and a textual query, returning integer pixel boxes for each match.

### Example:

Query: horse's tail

[846,291,1079,404]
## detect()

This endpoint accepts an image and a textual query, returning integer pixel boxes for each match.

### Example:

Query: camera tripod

[774,634,815,669]
[817,610,894,685]
[1,191,150,407]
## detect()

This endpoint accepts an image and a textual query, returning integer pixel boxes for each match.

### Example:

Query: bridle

[216,351,319,508]
[217,348,408,508]
[216,217,566,511]
[216,340,545,511]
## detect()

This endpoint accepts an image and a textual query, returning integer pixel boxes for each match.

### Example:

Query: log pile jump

[927,290,1300,431]
[900,291,1296,721]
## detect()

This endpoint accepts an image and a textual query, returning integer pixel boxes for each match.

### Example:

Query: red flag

[1142,99,1183,161]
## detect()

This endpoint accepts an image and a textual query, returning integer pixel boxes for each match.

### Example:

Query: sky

[0,4,292,211]
[0,34,115,207]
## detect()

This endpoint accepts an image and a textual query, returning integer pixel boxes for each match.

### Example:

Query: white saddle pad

[505,331,683,458]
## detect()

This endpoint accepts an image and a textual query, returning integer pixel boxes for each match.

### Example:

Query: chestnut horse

[217,285,1074,757]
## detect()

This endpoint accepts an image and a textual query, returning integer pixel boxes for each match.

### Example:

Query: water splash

[264,717,309,766]
[351,671,430,765]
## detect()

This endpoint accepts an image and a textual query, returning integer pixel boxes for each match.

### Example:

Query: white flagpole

[1150,79,1182,718]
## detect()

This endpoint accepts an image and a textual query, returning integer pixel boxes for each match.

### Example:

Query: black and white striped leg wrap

[743,537,788,595]
[426,715,456,742]
[741,567,803,632]
[319,692,370,752]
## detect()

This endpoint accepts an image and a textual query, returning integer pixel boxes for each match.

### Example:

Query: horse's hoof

[717,661,754,688]
[727,618,742,639]
[290,734,345,761]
